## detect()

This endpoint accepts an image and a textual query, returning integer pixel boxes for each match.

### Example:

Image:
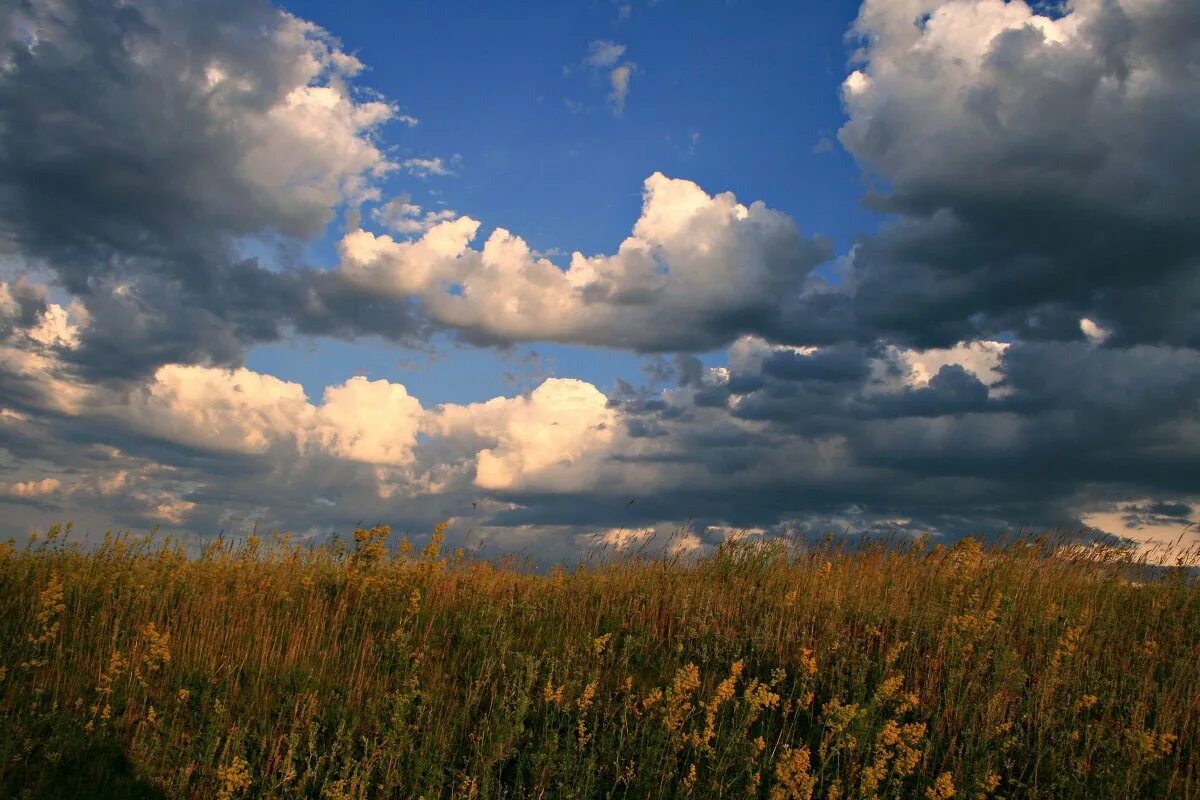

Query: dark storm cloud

[840,0,1200,348]
[580,332,1199,541]
[760,344,870,383]
[0,278,47,339]
[65,265,429,380]
[0,0,423,379]
[867,366,989,419]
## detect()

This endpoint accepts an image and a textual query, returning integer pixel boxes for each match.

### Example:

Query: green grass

[0,524,1196,798]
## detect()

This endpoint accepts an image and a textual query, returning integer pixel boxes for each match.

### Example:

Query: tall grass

[0,523,1196,798]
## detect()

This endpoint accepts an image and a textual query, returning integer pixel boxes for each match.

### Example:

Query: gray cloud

[586,334,1199,543]
[839,0,1200,348]
[0,0,420,380]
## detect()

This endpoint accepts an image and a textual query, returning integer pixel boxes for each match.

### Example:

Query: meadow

[0,523,1196,799]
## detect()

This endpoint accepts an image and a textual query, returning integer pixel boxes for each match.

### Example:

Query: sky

[0,0,1197,560]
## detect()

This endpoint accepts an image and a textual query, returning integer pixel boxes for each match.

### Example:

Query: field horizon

[1,523,1196,799]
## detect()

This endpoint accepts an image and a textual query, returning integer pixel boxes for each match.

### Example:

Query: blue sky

[250,0,874,404]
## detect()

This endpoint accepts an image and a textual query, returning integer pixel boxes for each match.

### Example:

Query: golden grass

[0,523,1197,798]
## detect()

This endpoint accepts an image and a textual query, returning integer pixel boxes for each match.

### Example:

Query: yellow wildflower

[926,772,956,800]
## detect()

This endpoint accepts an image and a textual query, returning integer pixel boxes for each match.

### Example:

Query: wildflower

[216,756,252,800]
[698,661,742,751]
[1050,625,1084,671]
[641,688,664,713]
[27,572,66,653]
[663,663,701,741]
[874,674,904,703]
[243,535,261,557]
[353,524,390,565]
[949,537,983,572]
[542,679,565,707]
[139,622,171,674]
[978,773,1001,796]
[771,745,815,800]
[422,521,448,563]
[92,648,126,724]
[879,719,902,747]
[682,763,698,793]
[860,759,888,796]
[1129,729,1178,759]
[818,699,861,758]
[577,682,597,746]
[798,648,817,678]
[743,677,781,720]
[926,772,956,800]
[884,723,923,775]
[577,682,597,713]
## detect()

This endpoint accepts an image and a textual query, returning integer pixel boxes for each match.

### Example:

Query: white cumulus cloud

[338,173,829,351]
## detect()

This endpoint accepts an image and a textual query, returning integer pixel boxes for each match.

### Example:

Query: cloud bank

[0,0,1196,554]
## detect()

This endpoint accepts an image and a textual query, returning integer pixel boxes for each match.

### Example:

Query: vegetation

[0,523,1197,799]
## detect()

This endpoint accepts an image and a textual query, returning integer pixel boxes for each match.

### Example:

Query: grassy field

[0,524,1196,799]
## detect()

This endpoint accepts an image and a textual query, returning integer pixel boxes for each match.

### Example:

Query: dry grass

[0,523,1197,798]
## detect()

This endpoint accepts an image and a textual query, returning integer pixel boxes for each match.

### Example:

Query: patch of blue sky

[246,334,663,405]
[255,0,878,402]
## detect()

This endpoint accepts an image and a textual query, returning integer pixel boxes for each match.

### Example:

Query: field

[0,525,1197,799]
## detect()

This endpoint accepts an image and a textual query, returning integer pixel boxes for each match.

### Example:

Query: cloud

[340,173,832,351]
[579,525,706,557]
[0,0,414,380]
[431,379,619,492]
[0,279,49,341]
[2,318,1197,552]
[114,366,428,470]
[1,1,396,245]
[119,365,316,456]
[840,0,1200,348]
[373,196,459,235]
[1080,318,1110,345]
[608,63,634,116]
[1082,501,1197,550]
[316,378,424,467]
[889,340,1008,390]
[401,157,452,177]
[3,478,60,498]
[0,0,1197,559]
[339,218,482,297]
[584,40,627,68]
[580,40,635,117]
